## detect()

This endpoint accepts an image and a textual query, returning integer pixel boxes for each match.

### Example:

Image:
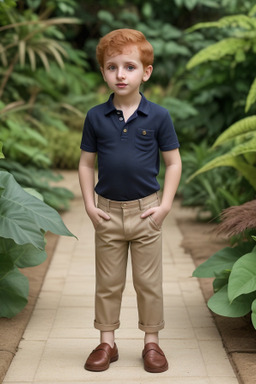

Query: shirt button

[142,130,147,135]
[123,128,127,133]
[119,117,124,121]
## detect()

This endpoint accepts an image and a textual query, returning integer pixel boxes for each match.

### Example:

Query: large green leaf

[0,267,29,318]
[186,38,247,69]
[208,285,255,317]
[187,155,256,190]
[245,78,256,112]
[228,251,256,302]
[0,141,4,159]
[0,238,47,268]
[186,14,254,33]
[0,252,14,279]
[251,298,256,329]
[213,116,256,147]
[193,243,252,278]
[0,171,75,249]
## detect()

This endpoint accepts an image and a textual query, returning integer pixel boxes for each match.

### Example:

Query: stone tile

[40,277,66,293]
[199,340,237,377]
[194,327,220,341]
[52,307,94,329]
[34,291,61,310]
[24,309,56,331]
[186,306,215,328]
[59,294,94,308]
[3,340,45,382]
[62,275,95,296]
[209,378,240,384]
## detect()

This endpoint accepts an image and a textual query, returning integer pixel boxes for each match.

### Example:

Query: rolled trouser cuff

[94,320,120,332]
[138,320,165,333]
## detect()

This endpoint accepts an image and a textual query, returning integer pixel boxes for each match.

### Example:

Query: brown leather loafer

[84,343,118,372]
[142,343,168,373]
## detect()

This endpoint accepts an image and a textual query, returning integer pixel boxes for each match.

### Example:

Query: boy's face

[101,45,153,97]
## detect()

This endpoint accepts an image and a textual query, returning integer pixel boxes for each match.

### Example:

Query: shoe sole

[144,362,168,373]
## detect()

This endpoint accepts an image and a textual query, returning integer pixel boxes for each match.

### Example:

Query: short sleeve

[157,110,180,151]
[80,111,97,152]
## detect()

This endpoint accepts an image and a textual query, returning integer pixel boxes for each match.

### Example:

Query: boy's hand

[86,206,110,229]
[140,206,169,228]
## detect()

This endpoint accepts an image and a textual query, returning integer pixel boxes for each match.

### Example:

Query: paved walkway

[3,172,239,384]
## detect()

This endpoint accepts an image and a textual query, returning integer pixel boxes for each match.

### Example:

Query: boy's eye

[107,65,116,71]
[127,65,135,71]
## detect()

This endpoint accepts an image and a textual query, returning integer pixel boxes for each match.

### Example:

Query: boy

[78,28,181,373]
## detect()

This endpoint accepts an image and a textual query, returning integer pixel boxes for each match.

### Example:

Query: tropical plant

[185,4,256,198]
[178,141,254,219]
[0,167,75,318]
[0,2,93,208]
[0,159,74,210]
[187,116,256,191]
[193,201,256,328]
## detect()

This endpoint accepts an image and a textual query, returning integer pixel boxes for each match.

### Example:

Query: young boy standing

[79,29,181,373]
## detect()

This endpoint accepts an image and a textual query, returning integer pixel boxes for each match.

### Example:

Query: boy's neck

[113,92,142,111]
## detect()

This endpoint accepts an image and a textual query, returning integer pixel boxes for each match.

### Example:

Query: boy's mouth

[116,83,127,88]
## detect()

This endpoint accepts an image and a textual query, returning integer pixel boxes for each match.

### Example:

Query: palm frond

[187,153,256,190]
[18,40,26,67]
[187,38,247,69]
[27,46,36,71]
[186,14,255,34]
[245,78,256,113]
[34,48,50,71]
[213,116,256,147]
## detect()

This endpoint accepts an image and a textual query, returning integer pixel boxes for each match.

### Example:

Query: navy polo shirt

[80,93,180,201]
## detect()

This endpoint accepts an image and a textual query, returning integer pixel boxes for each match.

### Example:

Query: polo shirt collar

[104,93,150,116]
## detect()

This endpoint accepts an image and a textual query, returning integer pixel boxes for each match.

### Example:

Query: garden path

[3,171,239,384]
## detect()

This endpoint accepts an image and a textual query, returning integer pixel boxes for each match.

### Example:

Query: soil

[1,203,256,384]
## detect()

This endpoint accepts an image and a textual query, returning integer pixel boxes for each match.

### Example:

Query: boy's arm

[141,148,182,225]
[78,150,110,228]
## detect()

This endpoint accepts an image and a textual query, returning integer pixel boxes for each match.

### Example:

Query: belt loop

[106,198,110,212]
[138,198,143,211]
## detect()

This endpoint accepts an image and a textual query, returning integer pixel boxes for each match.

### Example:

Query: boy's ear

[142,65,153,82]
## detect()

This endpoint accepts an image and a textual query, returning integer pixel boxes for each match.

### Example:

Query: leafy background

[1,0,256,319]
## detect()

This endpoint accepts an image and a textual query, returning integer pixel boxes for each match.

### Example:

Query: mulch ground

[1,208,256,383]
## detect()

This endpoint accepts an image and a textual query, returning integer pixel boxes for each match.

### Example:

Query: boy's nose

[117,68,125,79]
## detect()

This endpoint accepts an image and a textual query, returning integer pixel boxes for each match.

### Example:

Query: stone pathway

[3,172,239,384]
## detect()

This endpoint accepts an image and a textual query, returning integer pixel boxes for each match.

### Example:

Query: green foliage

[193,241,256,324]
[187,116,256,191]
[44,127,81,169]
[0,160,74,211]
[0,3,93,209]
[0,170,75,318]
[184,4,256,214]
[179,141,254,220]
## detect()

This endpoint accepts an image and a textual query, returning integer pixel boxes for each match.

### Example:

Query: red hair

[96,29,154,68]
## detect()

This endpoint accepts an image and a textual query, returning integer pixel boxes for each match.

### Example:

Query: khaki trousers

[94,192,164,333]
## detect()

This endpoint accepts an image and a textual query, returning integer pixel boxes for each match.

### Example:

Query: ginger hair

[96,28,154,68]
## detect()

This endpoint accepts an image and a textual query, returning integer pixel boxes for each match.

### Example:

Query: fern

[245,78,256,112]
[187,154,256,190]
[186,14,255,33]
[213,116,256,147]
[249,5,256,17]
[186,38,247,69]
[187,120,256,191]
